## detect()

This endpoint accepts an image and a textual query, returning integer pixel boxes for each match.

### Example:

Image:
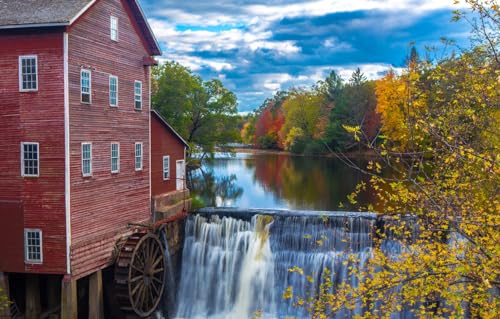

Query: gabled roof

[0,0,161,55]
[0,0,94,28]
[151,110,190,148]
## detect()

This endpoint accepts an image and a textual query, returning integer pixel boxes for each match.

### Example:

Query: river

[188,151,375,211]
[158,152,402,319]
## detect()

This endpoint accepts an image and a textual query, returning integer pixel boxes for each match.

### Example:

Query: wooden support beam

[25,275,41,319]
[61,275,77,319]
[88,270,104,319]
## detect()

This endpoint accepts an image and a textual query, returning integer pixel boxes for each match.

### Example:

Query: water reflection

[189,167,244,207]
[190,152,374,210]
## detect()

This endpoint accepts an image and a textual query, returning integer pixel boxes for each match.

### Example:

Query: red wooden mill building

[0,0,189,318]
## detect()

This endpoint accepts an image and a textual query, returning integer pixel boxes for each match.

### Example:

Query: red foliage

[254,105,285,148]
[362,104,380,142]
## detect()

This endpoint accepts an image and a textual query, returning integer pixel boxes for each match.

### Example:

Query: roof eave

[131,0,162,56]
[0,22,69,30]
[68,0,97,25]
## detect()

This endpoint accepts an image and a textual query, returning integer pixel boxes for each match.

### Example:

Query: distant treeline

[241,66,383,154]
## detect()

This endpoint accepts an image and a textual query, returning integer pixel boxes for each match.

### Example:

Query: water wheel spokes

[115,232,166,318]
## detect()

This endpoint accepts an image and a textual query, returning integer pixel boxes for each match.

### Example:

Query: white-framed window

[111,142,120,173]
[135,142,143,171]
[109,75,118,106]
[81,142,92,176]
[110,16,119,41]
[19,55,38,92]
[134,81,142,110]
[163,155,170,180]
[24,229,42,264]
[21,142,39,177]
[81,69,91,104]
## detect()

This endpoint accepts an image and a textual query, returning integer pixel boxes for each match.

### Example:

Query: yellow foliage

[291,2,500,316]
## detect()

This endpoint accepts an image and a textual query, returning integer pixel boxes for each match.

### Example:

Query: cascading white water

[175,214,277,319]
[171,211,410,319]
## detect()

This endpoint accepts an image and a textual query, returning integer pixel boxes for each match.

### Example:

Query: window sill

[19,89,38,93]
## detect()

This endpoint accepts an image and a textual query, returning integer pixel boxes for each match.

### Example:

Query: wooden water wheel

[114,232,166,317]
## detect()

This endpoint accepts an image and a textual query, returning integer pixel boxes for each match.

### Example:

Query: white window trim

[80,69,92,104]
[24,228,43,264]
[134,80,142,110]
[81,142,92,177]
[111,142,120,173]
[135,142,143,171]
[110,16,119,41]
[163,155,170,180]
[109,75,118,107]
[19,55,38,92]
[20,142,40,177]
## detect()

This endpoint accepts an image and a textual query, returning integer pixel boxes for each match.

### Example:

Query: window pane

[134,81,142,109]
[109,76,117,105]
[22,143,39,176]
[135,144,142,169]
[25,230,42,263]
[81,71,91,103]
[82,144,91,175]
[20,57,37,91]
[111,17,118,41]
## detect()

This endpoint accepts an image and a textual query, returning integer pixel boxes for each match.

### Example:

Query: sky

[140,0,471,113]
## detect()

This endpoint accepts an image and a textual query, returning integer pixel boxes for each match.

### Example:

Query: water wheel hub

[114,232,166,317]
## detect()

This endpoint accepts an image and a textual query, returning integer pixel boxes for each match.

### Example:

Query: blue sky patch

[141,0,470,112]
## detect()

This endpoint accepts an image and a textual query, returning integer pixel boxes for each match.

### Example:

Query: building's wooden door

[176,160,185,190]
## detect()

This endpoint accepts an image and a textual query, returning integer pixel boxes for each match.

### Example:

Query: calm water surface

[189,152,374,210]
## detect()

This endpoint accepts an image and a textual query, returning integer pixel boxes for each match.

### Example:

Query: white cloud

[158,55,233,72]
[322,37,353,51]
[246,0,464,20]
[149,18,300,56]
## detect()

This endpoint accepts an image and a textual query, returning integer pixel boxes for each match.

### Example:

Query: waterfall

[171,211,413,319]
[156,209,430,319]
[175,214,276,319]
[159,228,177,319]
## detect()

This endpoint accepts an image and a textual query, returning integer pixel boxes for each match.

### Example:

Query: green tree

[326,70,377,151]
[152,61,239,158]
[316,70,344,102]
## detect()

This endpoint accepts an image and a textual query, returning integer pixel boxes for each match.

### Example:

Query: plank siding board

[151,115,186,196]
[68,0,151,276]
[0,31,66,273]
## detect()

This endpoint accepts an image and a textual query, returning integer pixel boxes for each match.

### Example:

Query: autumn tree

[280,90,326,152]
[288,1,500,318]
[253,91,288,149]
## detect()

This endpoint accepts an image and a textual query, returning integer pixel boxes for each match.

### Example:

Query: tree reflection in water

[189,153,378,211]
[188,167,244,207]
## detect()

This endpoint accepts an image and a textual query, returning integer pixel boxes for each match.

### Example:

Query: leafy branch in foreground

[294,2,499,318]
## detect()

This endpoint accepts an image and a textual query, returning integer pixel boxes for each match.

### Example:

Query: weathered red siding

[67,0,151,277]
[0,31,66,273]
[151,115,186,196]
